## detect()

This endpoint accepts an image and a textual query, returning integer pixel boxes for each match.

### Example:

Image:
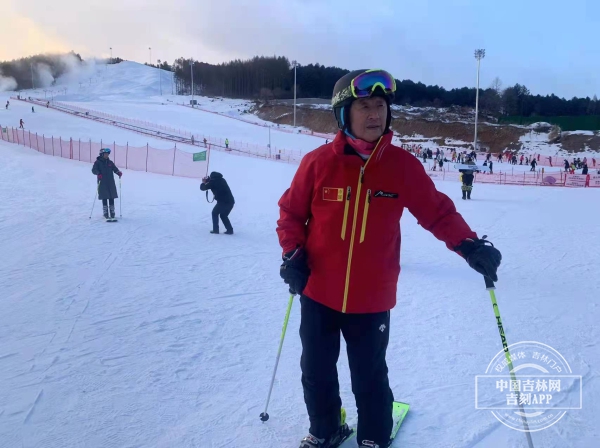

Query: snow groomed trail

[1,139,599,448]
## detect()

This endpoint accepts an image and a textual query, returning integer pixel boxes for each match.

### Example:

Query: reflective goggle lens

[351,70,396,98]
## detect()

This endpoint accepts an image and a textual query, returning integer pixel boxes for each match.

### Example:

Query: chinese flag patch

[323,187,344,202]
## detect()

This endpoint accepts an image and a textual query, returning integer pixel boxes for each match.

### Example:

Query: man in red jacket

[277,70,501,448]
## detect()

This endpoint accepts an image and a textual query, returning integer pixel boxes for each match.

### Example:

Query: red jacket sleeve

[276,156,315,254]
[403,155,477,250]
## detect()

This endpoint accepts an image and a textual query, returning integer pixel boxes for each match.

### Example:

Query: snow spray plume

[56,53,96,84]
[35,62,55,87]
[0,70,17,92]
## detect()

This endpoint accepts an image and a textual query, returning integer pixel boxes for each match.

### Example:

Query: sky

[2,0,600,99]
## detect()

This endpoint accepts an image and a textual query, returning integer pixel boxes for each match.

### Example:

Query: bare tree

[490,77,503,95]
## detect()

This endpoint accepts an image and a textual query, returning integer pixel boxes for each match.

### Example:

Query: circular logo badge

[476,341,581,432]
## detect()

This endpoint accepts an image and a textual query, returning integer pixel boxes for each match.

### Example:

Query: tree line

[2,52,597,118]
[170,55,599,118]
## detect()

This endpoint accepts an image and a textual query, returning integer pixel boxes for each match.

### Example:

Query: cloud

[4,0,600,98]
[0,3,77,61]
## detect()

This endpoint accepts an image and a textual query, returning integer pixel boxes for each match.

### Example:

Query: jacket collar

[331,130,393,158]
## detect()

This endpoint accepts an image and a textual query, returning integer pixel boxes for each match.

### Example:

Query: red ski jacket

[277,131,477,314]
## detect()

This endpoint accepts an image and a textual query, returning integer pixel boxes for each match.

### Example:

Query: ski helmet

[331,69,396,134]
[100,148,111,154]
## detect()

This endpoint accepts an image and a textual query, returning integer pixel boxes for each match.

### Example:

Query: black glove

[280,248,310,296]
[455,235,502,282]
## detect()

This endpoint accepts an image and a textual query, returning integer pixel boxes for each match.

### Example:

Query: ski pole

[89,182,100,219]
[260,293,294,422]
[119,178,122,218]
[484,276,535,448]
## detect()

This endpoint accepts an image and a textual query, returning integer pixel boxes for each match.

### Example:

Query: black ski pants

[212,202,234,232]
[101,198,115,207]
[300,295,393,446]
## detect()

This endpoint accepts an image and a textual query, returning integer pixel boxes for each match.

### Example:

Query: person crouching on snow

[200,172,235,234]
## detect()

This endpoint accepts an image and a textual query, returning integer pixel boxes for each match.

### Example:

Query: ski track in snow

[1,63,599,448]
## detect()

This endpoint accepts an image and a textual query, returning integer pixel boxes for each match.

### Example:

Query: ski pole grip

[484,276,495,290]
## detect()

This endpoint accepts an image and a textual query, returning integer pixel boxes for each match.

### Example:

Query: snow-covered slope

[1,140,599,448]
[1,59,599,448]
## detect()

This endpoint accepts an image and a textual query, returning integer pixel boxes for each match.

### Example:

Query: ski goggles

[351,69,396,99]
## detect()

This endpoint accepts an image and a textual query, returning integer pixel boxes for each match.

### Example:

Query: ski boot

[103,205,109,220]
[109,205,116,219]
[224,229,234,235]
[462,189,467,200]
[467,190,472,200]
[210,230,219,234]
[299,424,353,448]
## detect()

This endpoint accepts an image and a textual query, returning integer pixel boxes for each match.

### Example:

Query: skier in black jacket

[200,172,235,234]
[459,157,476,200]
[92,148,122,219]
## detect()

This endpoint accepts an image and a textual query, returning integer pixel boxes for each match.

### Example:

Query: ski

[454,163,489,172]
[106,218,118,222]
[339,401,409,447]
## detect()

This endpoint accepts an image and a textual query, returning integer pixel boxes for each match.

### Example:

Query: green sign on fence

[2,127,6,134]
[193,151,207,162]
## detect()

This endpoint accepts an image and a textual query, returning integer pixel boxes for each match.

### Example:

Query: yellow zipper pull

[341,186,351,240]
[360,189,371,243]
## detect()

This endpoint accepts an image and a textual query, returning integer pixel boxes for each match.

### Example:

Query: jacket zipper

[341,186,352,240]
[360,189,371,243]
[341,136,384,313]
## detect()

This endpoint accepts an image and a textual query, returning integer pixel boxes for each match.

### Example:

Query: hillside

[254,101,600,156]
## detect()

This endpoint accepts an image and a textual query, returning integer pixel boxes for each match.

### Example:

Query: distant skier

[277,69,501,448]
[32,106,35,113]
[582,164,589,175]
[19,119,24,129]
[5,101,9,110]
[92,148,122,220]
[460,157,477,200]
[225,138,229,149]
[530,159,537,171]
[200,172,235,234]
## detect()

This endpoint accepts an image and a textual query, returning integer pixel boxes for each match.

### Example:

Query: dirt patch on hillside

[254,103,599,153]
[390,118,527,153]
[255,104,339,134]
[560,133,600,153]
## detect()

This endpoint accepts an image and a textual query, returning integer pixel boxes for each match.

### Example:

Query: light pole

[190,58,195,105]
[157,59,162,95]
[149,47,152,65]
[473,49,485,152]
[110,47,113,64]
[30,63,35,90]
[292,60,298,127]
